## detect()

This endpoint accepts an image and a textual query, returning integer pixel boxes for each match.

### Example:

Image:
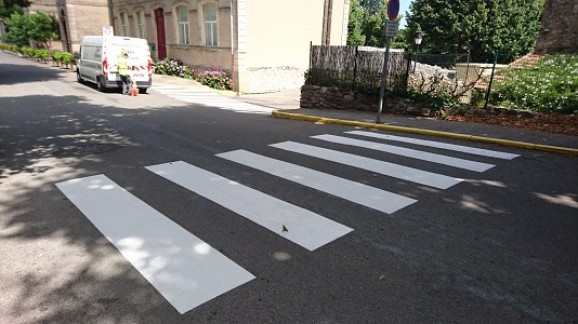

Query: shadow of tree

[0,94,201,322]
[0,62,71,85]
[1,82,577,323]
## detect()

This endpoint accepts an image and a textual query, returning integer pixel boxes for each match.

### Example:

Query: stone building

[28,0,109,52]
[109,0,350,93]
[535,0,578,54]
[22,0,349,93]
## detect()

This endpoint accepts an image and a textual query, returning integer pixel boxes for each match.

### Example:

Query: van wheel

[76,71,83,83]
[139,88,147,94]
[96,77,105,92]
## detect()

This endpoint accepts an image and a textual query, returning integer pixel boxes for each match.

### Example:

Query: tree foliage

[347,0,366,45]
[3,12,60,47]
[0,0,30,19]
[405,0,543,62]
[347,0,408,48]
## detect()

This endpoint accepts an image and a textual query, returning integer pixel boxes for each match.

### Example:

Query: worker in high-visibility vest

[117,51,131,95]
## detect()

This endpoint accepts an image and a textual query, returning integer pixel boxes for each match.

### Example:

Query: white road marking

[312,134,494,172]
[270,141,462,189]
[151,86,273,114]
[217,149,417,214]
[146,161,353,251]
[56,174,255,314]
[346,131,520,160]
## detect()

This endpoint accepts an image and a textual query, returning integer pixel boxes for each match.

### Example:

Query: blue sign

[388,0,400,20]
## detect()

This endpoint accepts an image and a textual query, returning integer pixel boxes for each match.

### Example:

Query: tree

[405,0,543,62]
[360,0,383,14]
[348,0,406,48]
[3,12,60,47]
[0,0,30,19]
[347,0,366,45]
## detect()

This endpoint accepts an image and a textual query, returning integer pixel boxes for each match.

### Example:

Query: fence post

[404,51,411,92]
[309,41,313,70]
[377,38,392,124]
[483,50,498,110]
[352,46,358,92]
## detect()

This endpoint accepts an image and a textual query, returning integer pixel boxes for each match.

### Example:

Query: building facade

[28,0,109,52]
[109,0,350,93]
[25,0,349,93]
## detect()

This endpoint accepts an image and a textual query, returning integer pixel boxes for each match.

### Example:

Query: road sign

[388,0,400,20]
[385,20,400,37]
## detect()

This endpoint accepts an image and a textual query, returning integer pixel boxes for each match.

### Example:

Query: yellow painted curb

[272,110,578,157]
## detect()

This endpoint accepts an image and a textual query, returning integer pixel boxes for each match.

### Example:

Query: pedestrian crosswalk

[146,160,353,252]
[151,86,275,115]
[55,174,255,314]
[55,130,520,314]
[270,141,462,189]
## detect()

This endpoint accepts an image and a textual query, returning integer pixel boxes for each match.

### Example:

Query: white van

[77,36,153,93]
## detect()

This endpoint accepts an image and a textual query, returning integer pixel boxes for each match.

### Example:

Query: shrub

[61,52,72,67]
[199,70,233,90]
[493,55,578,113]
[153,58,193,79]
[33,48,49,62]
[21,47,34,58]
[52,51,63,65]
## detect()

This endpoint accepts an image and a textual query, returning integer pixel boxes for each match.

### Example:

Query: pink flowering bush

[153,58,193,79]
[199,70,232,90]
[153,58,232,90]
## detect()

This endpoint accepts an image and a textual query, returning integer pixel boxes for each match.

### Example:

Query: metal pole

[483,50,498,110]
[413,44,419,73]
[377,37,392,124]
[352,46,358,92]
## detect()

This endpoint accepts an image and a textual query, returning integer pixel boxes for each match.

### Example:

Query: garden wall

[300,84,433,116]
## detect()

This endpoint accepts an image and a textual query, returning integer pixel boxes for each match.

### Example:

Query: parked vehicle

[77,36,152,93]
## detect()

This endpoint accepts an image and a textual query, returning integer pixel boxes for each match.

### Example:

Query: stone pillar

[535,0,578,54]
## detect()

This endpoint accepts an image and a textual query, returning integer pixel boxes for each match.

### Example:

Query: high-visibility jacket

[118,56,129,76]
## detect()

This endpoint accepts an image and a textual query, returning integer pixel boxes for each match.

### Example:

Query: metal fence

[306,45,503,107]
[307,45,410,94]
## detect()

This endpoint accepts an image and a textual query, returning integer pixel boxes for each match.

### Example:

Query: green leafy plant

[493,55,578,113]
[199,70,232,90]
[33,48,48,62]
[153,58,193,79]
[61,52,72,68]
[51,51,62,66]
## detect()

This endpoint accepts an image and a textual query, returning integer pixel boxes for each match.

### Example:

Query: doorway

[154,8,167,59]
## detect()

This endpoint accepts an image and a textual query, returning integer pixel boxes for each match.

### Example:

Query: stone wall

[300,84,433,116]
[535,0,578,54]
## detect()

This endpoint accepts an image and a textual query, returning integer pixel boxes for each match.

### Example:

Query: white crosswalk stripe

[217,149,417,214]
[55,130,520,313]
[146,161,353,251]
[312,134,495,172]
[56,174,255,314]
[151,86,274,114]
[270,141,463,189]
[345,130,520,160]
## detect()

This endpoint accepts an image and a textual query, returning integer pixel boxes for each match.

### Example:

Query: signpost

[388,0,400,20]
[377,0,400,123]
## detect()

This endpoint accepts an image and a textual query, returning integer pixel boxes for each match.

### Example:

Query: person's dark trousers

[121,75,131,95]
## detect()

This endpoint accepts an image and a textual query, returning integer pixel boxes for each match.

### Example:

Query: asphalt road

[1,51,577,323]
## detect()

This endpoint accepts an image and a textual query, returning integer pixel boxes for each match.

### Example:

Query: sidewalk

[152,74,578,156]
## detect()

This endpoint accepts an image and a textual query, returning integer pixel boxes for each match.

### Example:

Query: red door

[154,8,167,59]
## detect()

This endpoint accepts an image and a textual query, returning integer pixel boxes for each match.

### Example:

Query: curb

[272,110,578,157]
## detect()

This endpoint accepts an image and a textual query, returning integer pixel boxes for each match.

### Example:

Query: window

[177,6,189,45]
[137,11,146,39]
[203,2,217,46]
[120,13,129,36]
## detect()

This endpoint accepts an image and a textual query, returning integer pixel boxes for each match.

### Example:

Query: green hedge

[493,55,578,114]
